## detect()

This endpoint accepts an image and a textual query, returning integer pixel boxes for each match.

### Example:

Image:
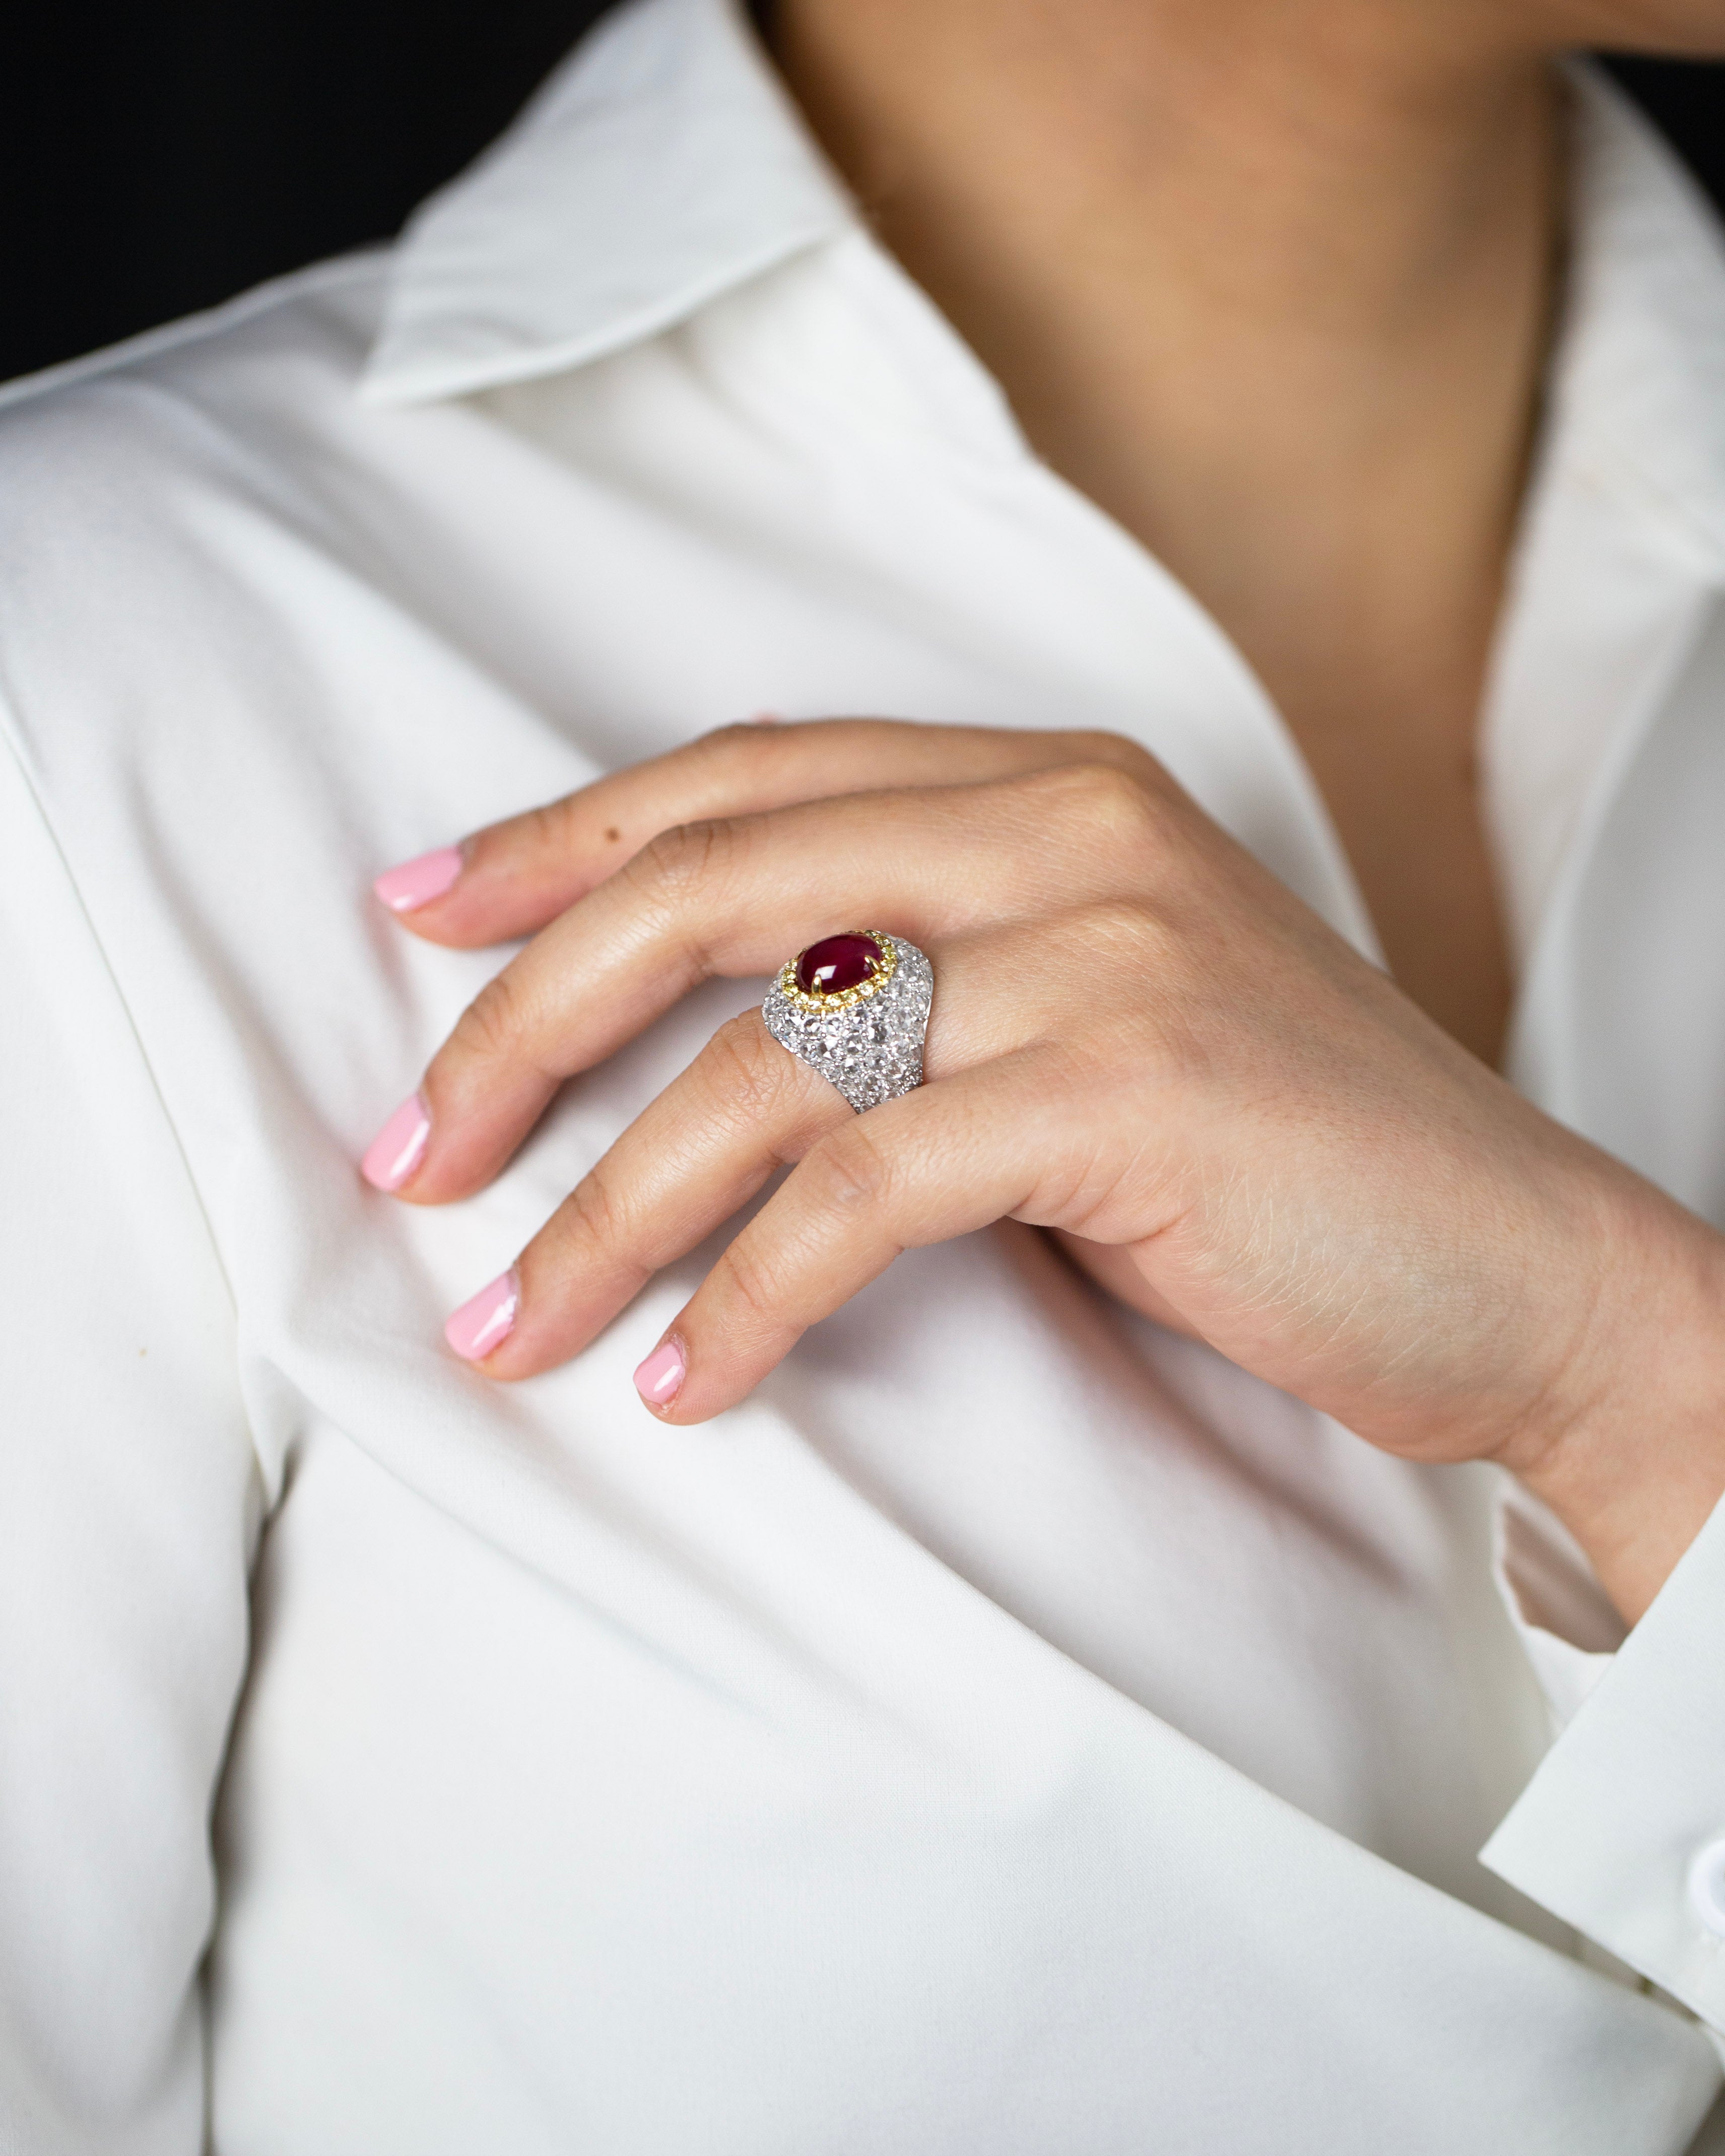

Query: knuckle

[1072,758,1162,832]
[1063,729,1164,785]
[512,792,583,859]
[616,822,745,978]
[1018,758,1164,847]
[803,1124,894,1217]
[463,791,579,874]
[561,1162,635,1263]
[712,1231,787,1329]
[448,966,532,1066]
[625,817,740,907]
[702,1013,802,1125]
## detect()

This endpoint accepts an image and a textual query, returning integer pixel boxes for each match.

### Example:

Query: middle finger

[371,767,1131,1204]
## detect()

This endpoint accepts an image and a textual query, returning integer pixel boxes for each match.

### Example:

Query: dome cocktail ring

[762,931,933,1112]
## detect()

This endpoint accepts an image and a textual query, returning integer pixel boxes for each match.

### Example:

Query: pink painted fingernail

[633,1337,686,1407]
[373,844,464,914]
[360,1092,431,1191]
[445,1269,520,1363]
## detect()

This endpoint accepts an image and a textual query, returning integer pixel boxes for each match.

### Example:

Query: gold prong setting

[774,931,898,1015]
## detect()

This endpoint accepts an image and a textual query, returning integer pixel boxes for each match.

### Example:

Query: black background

[3,6,1723,387]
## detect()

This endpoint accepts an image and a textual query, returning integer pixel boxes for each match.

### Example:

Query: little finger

[635,1049,1076,1423]
[444,1009,847,1377]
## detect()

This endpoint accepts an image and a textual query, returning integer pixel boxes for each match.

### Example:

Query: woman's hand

[364,718,1725,1622]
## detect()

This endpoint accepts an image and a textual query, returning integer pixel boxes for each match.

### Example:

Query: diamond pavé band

[761,930,934,1113]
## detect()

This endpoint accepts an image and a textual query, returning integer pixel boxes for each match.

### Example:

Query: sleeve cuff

[1482,1478,1725,2033]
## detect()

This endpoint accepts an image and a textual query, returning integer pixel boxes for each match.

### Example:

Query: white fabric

[4,0,1725,2147]
[1491,1483,1624,1730]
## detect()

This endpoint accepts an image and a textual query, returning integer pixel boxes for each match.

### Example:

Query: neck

[768,0,1560,626]
[767,0,1566,1063]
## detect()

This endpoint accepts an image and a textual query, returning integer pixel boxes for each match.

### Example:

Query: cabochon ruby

[794,931,883,995]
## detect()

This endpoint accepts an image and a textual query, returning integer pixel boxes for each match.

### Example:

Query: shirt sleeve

[0,731,259,2154]
[1483,1474,1725,2039]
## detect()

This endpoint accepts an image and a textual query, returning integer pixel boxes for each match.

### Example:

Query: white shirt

[5,2,1725,2148]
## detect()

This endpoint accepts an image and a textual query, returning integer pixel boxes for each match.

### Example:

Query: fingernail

[633,1336,686,1408]
[373,844,464,914]
[360,1092,431,1191]
[445,1269,520,1363]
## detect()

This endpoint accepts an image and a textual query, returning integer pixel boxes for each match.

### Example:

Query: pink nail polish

[360,1093,431,1191]
[633,1337,686,1407]
[445,1269,520,1363]
[373,844,464,914]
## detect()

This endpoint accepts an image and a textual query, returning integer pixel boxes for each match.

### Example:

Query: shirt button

[1687,1839,1725,1937]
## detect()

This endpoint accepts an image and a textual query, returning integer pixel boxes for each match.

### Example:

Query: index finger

[370,717,1158,948]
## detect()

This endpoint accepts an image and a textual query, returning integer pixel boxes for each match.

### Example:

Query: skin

[367,0,1725,1624]
[771,0,1566,1067]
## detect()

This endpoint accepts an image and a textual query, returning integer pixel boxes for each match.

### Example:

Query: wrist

[1511,1181,1725,1626]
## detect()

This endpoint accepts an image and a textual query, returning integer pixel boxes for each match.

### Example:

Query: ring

[762,930,934,1113]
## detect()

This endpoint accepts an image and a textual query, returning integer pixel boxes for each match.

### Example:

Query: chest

[27,364,1725,2149]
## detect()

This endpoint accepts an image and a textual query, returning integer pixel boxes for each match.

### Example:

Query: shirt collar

[1544,65,1725,581]
[361,0,852,406]
[361,6,1725,587]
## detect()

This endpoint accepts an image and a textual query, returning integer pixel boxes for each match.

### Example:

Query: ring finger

[441,928,1045,1380]
[374,767,1126,1205]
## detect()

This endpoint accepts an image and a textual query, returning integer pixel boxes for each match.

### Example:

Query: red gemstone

[794,932,883,996]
